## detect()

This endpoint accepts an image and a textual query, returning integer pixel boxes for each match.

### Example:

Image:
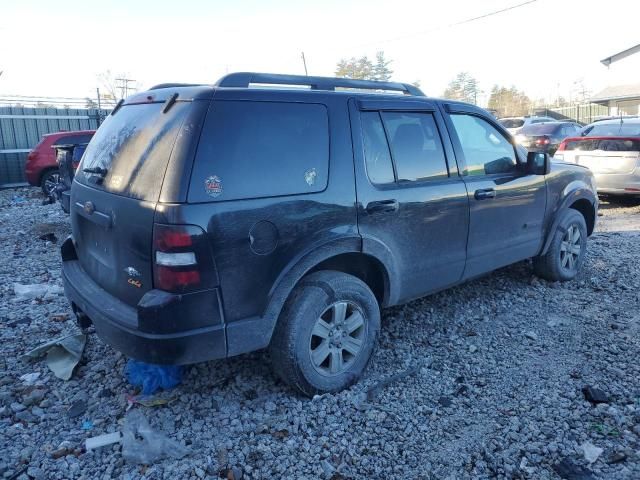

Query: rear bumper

[24,166,41,186]
[60,191,71,213]
[594,172,640,195]
[61,240,227,365]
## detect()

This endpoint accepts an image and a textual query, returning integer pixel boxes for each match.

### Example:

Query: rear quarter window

[188,101,329,202]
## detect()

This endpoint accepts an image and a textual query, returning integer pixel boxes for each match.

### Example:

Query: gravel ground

[1,187,639,480]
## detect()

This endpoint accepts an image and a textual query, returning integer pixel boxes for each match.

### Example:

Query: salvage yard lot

[1,188,639,480]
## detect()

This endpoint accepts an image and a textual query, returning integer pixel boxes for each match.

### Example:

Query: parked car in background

[50,140,90,212]
[498,115,557,135]
[579,116,639,134]
[555,117,640,195]
[515,122,582,156]
[61,73,597,396]
[25,130,95,195]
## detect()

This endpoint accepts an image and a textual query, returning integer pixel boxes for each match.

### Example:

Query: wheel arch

[225,236,395,357]
[39,166,60,185]
[307,252,389,306]
[569,198,595,236]
[541,187,597,255]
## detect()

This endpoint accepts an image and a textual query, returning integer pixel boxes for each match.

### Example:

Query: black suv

[62,73,598,396]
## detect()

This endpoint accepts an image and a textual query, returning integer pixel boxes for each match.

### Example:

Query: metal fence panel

[533,104,610,125]
[0,107,109,187]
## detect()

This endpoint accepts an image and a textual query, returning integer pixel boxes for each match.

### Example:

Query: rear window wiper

[83,167,108,176]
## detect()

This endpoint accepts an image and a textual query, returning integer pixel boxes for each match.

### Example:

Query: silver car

[498,115,557,135]
[554,117,640,195]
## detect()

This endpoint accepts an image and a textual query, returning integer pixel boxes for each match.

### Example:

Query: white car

[499,116,558,135]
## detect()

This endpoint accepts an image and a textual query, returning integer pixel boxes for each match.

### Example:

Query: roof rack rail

[215,72,425,96]
[149,83,203,90]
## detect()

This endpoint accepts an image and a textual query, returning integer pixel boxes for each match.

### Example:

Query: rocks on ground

[0,189,639,479]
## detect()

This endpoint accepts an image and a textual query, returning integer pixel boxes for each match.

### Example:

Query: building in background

[590,83,640,116]
[590,43,640,117]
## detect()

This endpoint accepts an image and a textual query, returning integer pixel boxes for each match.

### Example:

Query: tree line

[334,53,541,117]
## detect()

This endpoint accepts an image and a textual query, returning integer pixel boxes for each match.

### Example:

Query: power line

[346,0,539,50]
[455,0,538,26]
[115,77,137,99]
[0,93,117,108]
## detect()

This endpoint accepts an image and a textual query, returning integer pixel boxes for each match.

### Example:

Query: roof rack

[215,72,424,96]
[149,83,203,90]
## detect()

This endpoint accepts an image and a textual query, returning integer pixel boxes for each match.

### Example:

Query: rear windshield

[499,118,524,128]
[564,138,640,152]
[520,123,560,135]
[585,122,640,137]
[52,133,93,147]
[188,100,329,202]
[76,102,190,201]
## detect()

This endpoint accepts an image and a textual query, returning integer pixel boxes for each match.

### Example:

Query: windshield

[76,101,191,201]
[499,118,524,128]
[519,123,560,135]
[585,122,640,137]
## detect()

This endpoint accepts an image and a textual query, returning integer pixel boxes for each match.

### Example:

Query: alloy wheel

[44,172,61,195]
[309,301,367,376]
[560,224,582,271]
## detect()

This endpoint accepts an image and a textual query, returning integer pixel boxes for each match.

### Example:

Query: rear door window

[361,112,395,184]
[360,110,449,184]
[189,101,329,202]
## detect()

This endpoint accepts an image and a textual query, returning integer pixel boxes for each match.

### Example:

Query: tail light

[152,224,216,293]
[535,137,551,146]
[556,140,567,152]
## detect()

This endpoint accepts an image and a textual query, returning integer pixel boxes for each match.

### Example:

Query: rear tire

[41,169,61,196]
[533,209,587,282]
[269,270,380,397]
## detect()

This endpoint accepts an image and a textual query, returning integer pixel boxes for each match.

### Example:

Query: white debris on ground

[1,187,639,479]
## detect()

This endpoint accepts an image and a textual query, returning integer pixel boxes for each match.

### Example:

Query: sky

[1,0,639,106]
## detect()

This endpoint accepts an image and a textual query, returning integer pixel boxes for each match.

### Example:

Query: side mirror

[527,151,550,175]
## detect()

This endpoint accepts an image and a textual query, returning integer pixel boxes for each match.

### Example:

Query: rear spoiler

[111,85,215,116]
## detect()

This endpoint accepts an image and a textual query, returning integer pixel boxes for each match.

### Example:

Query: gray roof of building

[591,83,640,102]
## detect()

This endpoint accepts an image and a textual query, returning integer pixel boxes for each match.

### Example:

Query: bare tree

[97,70,139,103]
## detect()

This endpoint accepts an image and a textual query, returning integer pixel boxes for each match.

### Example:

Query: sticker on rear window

[110,175,123,189]
[204,175,223,198]
[304,168,317,186]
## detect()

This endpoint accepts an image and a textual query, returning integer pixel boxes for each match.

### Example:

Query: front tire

[269,270,381,396]
[533,209,588,281]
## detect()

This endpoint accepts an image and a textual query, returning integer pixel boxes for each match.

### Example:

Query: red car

[25,130,95,194]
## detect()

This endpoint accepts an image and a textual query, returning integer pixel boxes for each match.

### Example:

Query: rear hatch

[70,94,198,307]
[556,137,640,174]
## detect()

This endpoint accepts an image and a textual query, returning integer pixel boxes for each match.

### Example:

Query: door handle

[474,188,496,200]
[366,199,399,214]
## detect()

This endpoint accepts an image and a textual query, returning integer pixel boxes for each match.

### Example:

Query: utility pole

[115,77,136,99]
[301,52,308,76]
[96,87,103,126]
